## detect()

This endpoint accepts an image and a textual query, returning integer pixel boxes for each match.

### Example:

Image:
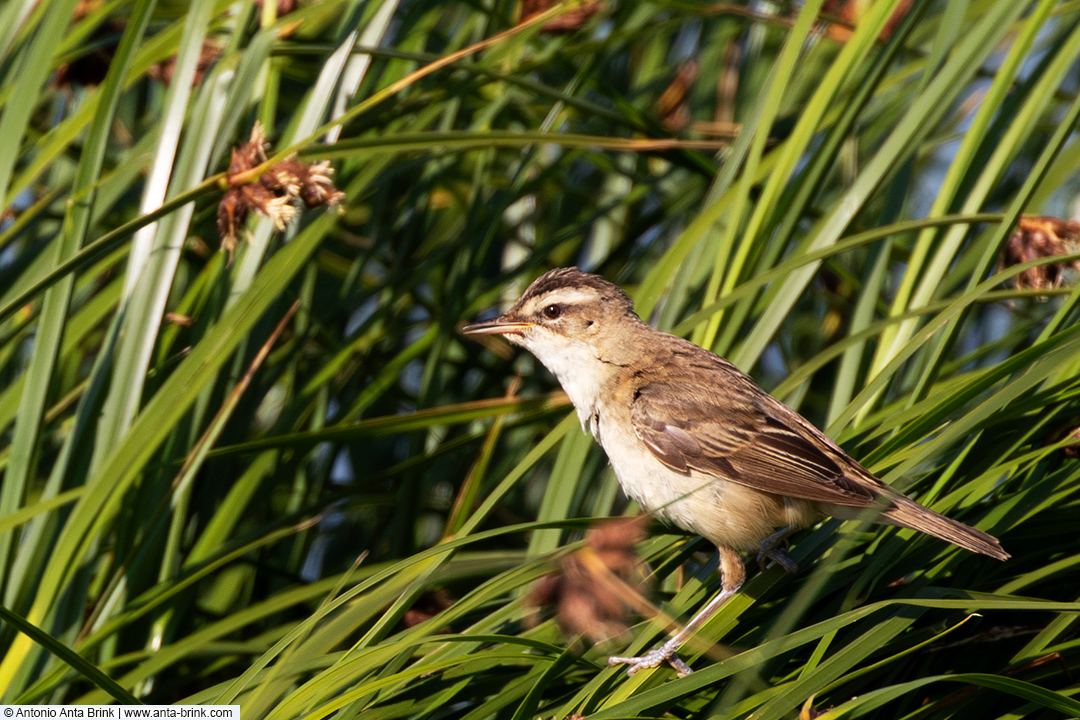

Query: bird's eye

[542,304,562,320]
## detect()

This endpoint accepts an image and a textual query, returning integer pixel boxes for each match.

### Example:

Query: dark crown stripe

[517,267,633,309]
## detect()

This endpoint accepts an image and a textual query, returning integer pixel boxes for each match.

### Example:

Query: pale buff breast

[593,399,819,551]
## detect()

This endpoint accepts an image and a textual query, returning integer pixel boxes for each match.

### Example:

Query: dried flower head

[217,123,345,255]
[264,159,345,208]
[823,0,914,42]
[401,589,455,629]
[521,0,605,33]
[254,0,298,14]
[148,39,222,87]
[527,516,648,644]
[1000,216,1080,292]
[657,61,698,132]
[1059,426,1080,459]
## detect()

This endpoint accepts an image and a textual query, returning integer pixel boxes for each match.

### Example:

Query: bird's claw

[757,547,798,574]
[757,529,798,574]
[608,641,693,677]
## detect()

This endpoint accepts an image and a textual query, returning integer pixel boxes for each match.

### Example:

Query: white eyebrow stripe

[535,287,600,306]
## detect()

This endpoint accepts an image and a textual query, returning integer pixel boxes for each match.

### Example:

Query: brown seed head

[657,61,698,132]
[217,123,345,254]
[1000,216,1080,292]
[520,0,605,32]
[149,39,223,87]
[527,516,647,644]
[1062,426,1080,459]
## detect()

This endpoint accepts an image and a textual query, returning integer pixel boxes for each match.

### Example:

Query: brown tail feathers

[883,496,1009,561]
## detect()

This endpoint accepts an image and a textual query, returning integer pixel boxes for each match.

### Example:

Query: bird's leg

[757,526,798,574]
[608,547,745,677]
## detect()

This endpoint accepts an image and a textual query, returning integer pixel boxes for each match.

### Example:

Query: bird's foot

[608,640,693,677]
[757,529,798,574]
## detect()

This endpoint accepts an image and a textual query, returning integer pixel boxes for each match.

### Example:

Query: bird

[463,266,1008,676]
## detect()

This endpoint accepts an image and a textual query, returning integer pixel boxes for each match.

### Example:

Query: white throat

[520,334,607,431]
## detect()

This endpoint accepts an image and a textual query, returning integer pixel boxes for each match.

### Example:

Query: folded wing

[631,379,879,507]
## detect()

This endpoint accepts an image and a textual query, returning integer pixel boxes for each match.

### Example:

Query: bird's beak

[462,316,535,337]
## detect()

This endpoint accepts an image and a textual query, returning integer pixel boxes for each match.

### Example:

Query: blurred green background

[0,0,1079,717]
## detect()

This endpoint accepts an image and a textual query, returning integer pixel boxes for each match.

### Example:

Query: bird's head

[463,267,642,383]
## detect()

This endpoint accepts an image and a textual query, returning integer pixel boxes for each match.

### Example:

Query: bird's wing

[631,379,878,506]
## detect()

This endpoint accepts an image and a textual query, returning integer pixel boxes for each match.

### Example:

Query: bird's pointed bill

[462,317,535,336]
